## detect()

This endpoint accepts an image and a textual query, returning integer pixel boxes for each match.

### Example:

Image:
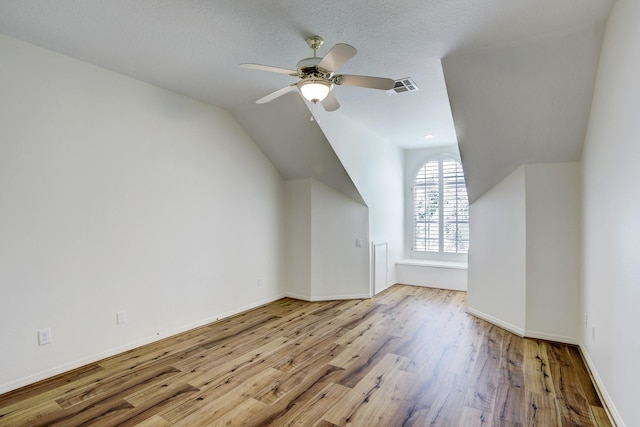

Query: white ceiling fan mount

[240,35,395,112]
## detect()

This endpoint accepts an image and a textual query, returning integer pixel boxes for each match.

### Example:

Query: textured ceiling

[0,0,615,201]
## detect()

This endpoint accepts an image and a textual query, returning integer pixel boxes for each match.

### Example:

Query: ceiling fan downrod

[306,36,324,57]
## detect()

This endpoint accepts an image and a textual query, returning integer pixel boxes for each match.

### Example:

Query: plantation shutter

[442,159,469,253]
[413,158,469,254]
[413,160,440,252]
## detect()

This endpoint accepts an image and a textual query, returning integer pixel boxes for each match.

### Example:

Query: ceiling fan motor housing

[296,57,332,81]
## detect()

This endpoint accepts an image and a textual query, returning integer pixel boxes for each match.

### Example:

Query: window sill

[396,259,468,270]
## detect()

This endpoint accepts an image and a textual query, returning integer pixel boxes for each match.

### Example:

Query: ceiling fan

[240,36,395,112]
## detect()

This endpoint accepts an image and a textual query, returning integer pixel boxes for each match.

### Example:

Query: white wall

[467,166,527,334]
[581,0,640,424]
[0,34,286,393]
[285,180,312,300]
[396,262,467,291]
[313,111,404,290]
[468,163,581,342]
[285,178,370,300]
[310,179,370,299]
[524,163,580,343]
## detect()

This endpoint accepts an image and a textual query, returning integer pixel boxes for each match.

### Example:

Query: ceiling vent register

[391,77,419,93]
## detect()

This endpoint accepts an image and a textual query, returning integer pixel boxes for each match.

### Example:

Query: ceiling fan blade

[321,91,340,112]
[317,43,357,72]
[256,84,298,104]
[334,74,395,90]
[240,63,298,76]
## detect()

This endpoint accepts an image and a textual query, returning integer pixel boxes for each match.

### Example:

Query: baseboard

[578,344,625,427]
[372,282,391,295]
[466,307,526,337]
[309,293,371,301]
[524,330,579,345]
[284,292,371,302]
[396,282,467,292]
[283,292,312,301]
[0,294,287,396]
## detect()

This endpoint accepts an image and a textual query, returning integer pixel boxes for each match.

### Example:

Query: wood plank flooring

[0,285,611,426]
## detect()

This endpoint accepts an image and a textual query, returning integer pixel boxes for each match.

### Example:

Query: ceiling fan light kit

[299,79,331,103]
[240,35,394,112]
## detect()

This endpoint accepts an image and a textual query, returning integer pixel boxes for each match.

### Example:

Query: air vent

[390,77,419,94]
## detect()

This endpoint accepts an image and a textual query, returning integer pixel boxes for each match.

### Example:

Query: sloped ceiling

[443,24,606,202]
[0,0,615,202]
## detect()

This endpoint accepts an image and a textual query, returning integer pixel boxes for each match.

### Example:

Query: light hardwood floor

[0,285,610,426]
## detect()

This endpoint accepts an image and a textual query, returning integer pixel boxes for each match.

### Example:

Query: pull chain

[310,101,319,123]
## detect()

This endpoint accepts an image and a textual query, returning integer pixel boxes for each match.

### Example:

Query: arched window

[413,157,469,254]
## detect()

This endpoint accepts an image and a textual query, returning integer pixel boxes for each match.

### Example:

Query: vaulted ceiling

[0,0,615,202]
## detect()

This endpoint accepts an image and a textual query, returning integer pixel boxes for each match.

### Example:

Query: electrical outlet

[117,310,127,325]
[38,328,52,346]
[257,277,263,287]
[355,238,363,247]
